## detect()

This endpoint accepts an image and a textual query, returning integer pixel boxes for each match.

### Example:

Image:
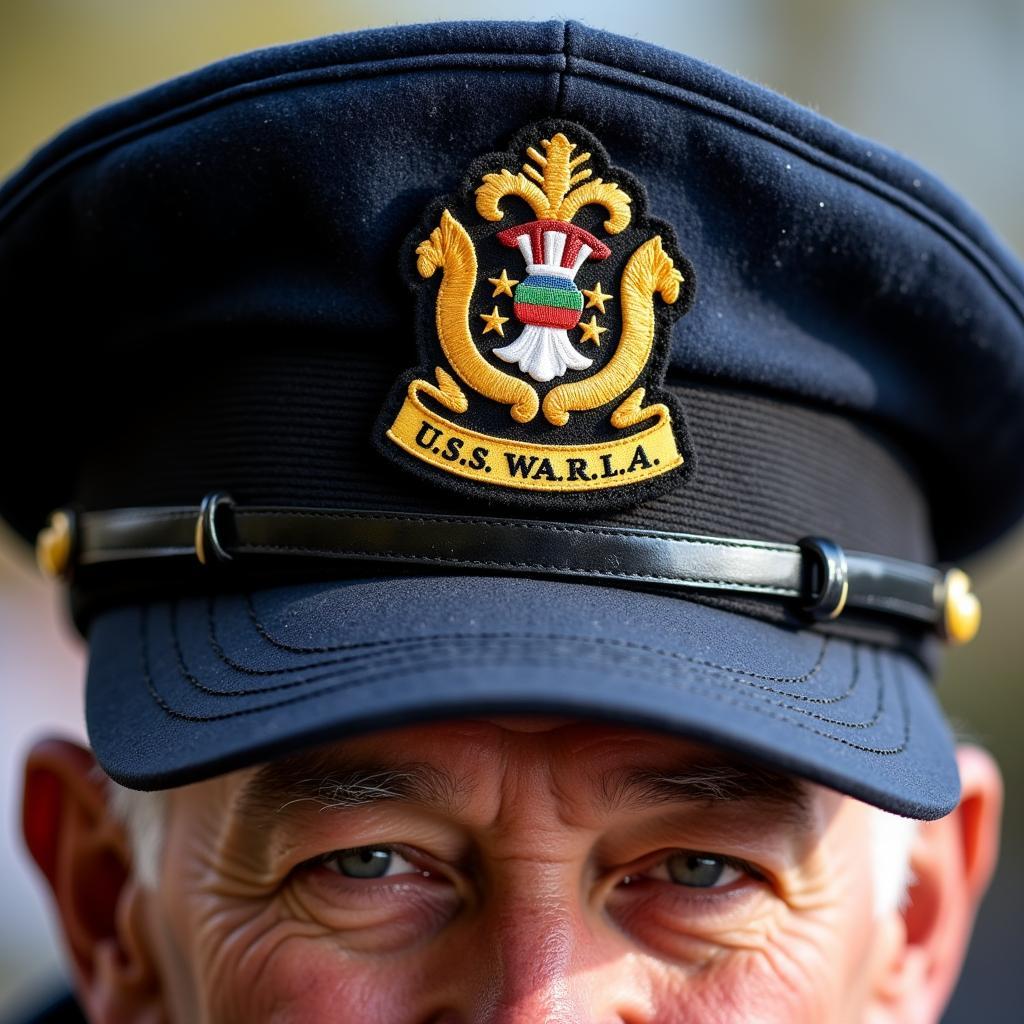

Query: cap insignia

[375,120,696,511]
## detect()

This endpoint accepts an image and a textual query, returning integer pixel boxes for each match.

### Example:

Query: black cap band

[51,500,975,649]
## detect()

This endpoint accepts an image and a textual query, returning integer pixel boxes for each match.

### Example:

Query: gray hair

[106,781,167,890]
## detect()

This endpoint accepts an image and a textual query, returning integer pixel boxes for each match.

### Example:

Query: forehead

[251,716,771,778]
[219,717,819,827]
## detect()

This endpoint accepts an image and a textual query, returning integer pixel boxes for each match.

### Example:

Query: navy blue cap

[3,20,1023,817]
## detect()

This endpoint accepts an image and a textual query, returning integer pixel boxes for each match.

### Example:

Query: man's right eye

[320,845,428,880]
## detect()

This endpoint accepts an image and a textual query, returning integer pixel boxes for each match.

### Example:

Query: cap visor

[85,575,959,819]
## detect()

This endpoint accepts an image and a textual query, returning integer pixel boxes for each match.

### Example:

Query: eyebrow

[599,760,812,827]
[235,751,462,828]
[234,750,811,833]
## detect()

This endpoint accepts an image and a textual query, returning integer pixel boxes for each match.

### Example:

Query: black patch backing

[373,119,697,515]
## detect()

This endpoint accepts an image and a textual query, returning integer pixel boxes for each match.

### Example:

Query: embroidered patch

[375,119,696,511]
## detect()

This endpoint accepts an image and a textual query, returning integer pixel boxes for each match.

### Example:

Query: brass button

[35,509,75,579]
[941,568,981,645]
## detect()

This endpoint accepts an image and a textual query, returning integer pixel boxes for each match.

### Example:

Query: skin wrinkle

[176,785,367,1024]
[170,789,340,1021]
[739,799,881,1020]
[157,804,273,1023]
[477,734,595,1020]
[113,718,936,1022]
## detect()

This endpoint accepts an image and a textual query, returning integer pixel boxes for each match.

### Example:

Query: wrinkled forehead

[182,717,829,834]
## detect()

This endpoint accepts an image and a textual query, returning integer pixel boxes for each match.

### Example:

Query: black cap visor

[85,574,959,819]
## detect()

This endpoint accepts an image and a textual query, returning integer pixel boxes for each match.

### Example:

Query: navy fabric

[1,20,1020,814]
[86,575,959,818]
[0,20,1022,555]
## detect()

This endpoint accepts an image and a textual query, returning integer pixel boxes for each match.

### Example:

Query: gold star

[479,305,510,337]
[488,269,519,298]
[581,281,613,314]
[577,315,608,345]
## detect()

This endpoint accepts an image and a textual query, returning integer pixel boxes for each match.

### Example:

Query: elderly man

[3,20,1019,1024]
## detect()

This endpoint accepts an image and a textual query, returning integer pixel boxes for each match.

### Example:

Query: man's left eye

[321,845,425,879]
[632,851,746,889]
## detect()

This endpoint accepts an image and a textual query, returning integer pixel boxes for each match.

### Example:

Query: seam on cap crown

[0,18,1022,318]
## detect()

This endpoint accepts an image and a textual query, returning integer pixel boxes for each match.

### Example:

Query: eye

[664,852,739,888]
[626,850,747,889]
[321,845,427,880]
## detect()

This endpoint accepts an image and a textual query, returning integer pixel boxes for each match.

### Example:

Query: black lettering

[599,454,616,478]
[505,453,538,478]
[441,437,464,462]
[566,458,590,481]
[627,445,653,473]
[531,457,559,482]
[415,421,443,450]
[468,446,489,471]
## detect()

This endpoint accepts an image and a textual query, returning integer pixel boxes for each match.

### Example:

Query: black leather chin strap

[43,494,972,642]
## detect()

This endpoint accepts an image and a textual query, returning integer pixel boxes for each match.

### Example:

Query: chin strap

[36,492,981,644]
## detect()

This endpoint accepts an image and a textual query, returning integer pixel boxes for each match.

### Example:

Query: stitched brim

[84,575,960,818]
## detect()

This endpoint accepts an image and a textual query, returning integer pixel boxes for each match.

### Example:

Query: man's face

[141,718,905,1023]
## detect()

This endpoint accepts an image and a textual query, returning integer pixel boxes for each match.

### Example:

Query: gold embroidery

[388,384,682,492]
[581,281,613,314]
[479,305,509,336]
[577,315,607,345]
[384,122,693,503]
[610,387,670,430]
[488,269,519,298]
[543,236,683,427]
[475,133,631,232]
[415,209,538,424]
[412,366,469,414]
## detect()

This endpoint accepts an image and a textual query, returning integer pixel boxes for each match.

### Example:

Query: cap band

[45,500,977,643]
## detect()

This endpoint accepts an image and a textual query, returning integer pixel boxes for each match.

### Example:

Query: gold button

[35,509,74,579]
[942,568,981,645]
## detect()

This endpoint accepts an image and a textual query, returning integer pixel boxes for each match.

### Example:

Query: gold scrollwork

[475,133,632,234]
[416,209,538,423]
[609,387,670,430]
[542,236,683,427]
[409,366,469,414]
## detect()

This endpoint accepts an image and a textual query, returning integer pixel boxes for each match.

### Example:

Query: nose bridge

[424,744,649,1023]
[478,888,589,1024]
[494,883,577,1009]
[465,865,642,1024]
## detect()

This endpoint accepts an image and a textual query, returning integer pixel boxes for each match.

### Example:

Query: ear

[22,737,165,1024]
[869,745,1002,1023]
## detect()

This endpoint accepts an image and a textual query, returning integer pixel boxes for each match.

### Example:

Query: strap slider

[194,492,236,566]
[799,536,849,620]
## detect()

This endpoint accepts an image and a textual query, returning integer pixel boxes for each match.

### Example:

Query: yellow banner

[386,382,682,492]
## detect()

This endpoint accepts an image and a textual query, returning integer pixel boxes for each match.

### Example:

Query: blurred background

[1,1,1021,1019]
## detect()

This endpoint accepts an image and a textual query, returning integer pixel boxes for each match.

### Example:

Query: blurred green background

[1,1,1021,1019]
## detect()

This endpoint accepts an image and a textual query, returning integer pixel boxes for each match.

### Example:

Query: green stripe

[514,284,584,310]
